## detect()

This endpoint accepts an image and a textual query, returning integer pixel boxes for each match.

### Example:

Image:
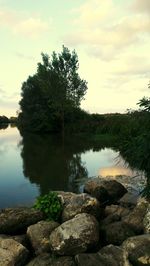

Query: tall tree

[19,46,88,132]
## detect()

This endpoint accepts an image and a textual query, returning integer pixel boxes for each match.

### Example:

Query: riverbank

[0,178,149,265]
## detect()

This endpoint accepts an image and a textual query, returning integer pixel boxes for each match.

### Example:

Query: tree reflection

[20,133,89,194]
[0,124,9,130]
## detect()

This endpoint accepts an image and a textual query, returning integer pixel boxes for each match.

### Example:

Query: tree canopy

[19,46,88,132]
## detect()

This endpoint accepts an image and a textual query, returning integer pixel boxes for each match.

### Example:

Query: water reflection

[99,166,137,177]
[0,124,8,130]
[20,133,89,194]
[0,126,147,208]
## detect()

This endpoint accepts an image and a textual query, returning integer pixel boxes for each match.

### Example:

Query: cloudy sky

[0,0,150,116]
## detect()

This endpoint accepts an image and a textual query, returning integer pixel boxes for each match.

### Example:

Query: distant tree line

[0,115,17,124]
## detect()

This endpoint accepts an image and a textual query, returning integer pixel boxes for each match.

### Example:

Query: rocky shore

[0,178,149,265]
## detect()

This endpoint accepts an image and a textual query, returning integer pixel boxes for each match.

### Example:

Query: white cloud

[0,7,52,38]
[64,0,150,60]
[13,18,50,38]
[132,0,150,14]
[0,9,18,26]
[74,0,115,27]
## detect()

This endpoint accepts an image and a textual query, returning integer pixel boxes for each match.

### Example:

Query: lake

[0,126,145,208]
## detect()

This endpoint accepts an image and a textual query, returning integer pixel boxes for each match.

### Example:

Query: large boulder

[49,213,99,255]
[0,208,44,234]
[0,238,29,266]
[27,220,59,254]
[84,178,127,203]
[98,244,129,266]
[101,221,135,245]
[75,245,128,266]
[62,193,103,222]
[27,254,76,266]
[123,197,149,234]
[122,234,150,266]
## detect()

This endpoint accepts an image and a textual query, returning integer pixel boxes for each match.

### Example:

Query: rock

[105,204,130,217]
[143,204,150,234]
[48,256,76,266]
[123,197,149,234]
[56,191,76,207]
[49,213,99,255]
[27,254,76,266]
[101,221,135,245]
[75,253,105,266]
[0,238,29,266]
[84,178,127,203]
[122,234,150,266]
[100,213,120,226]
[62,193,103,222]
[104,204,130,219]
[118,192,139,208]
[0,234,29,249]
[27,220,59,254]
[0,208,44,234]
[98,244,129,266]
[26,253,52,266]
[101,204,130,226]
[75,245,128,266]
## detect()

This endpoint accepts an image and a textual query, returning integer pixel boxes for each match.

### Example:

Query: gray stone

[118,192,139,208]
[62,193,103,222]
[75,245,129,266]
[102,204,130,225]
[48,256,76,266]
[84,178,127,203]
[0,238,29,266]
[75,253,104,266]
[49,213,99,255]
[26,253,52,266]
[56,191,76,207]
[0,234,29,249]
[27,220,59,254]
[122,234,150,266]
[98,244,129,266]
[143,203,150,234]
[27,254,76,266]
[0,208,44,234]
[123,197,149,234]
[104,204,130,218]
[101,221,135,245]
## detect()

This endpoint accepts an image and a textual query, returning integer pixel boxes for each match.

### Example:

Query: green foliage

[19,46,88,132]
[34,191,62,221]
[138,96,150,112]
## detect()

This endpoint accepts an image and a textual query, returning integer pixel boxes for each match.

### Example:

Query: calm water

[0,126,145,208]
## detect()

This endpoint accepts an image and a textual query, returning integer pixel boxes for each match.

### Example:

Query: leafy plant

[34,191,62,221]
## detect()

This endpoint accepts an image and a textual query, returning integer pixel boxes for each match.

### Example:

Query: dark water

[0,126,145,208]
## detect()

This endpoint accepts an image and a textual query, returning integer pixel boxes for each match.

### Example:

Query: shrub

[34,191,62,221]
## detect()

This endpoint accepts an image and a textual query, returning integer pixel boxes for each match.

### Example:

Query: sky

[0,0,150,116]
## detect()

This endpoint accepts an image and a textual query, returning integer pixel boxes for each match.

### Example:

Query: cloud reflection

[99,166,135,177]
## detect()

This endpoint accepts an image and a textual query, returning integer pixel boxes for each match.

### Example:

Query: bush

[34,191,62,221]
